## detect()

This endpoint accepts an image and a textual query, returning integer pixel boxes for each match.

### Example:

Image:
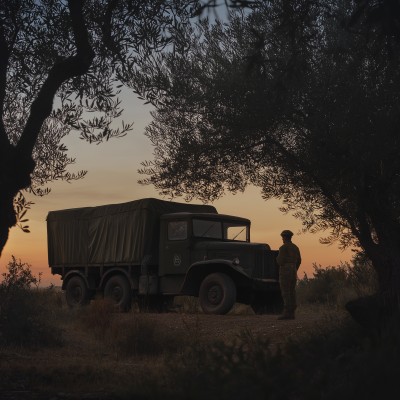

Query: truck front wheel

[199,273,236,315]
[104,275,132,311]
[66,276,90,308]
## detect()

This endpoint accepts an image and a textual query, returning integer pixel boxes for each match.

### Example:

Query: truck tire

[199,273,236,315]
[251,291,284,315]
[104,274,132,311]
[66,276,90,308]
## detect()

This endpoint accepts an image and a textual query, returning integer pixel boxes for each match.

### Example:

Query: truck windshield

[224,222,247,241]
[193,219,248,241]
[193,219,222,239]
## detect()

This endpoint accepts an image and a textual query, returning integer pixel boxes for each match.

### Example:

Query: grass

[174,295,254,315]
[0,254,391,399]
[296,258,378,312]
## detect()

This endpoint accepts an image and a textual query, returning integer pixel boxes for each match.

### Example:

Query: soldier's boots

[277,309,295,320]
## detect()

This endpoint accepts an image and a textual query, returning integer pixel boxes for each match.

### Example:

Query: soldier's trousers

[279,263,297,311]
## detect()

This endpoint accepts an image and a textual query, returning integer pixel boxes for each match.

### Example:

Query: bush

[75,296,115,340]
[76,298,189,357]
[297,257,378,308]
[0,256,63,347]
[152,315,400,400]
[174,296,202,314]
[108,313,187,357]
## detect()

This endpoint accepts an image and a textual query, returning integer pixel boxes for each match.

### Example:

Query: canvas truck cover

[46,198,217,266]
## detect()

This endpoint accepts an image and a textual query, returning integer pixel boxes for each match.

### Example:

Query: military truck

[47,198,283,315]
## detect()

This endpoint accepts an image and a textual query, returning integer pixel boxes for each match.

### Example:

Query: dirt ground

[132,312,327,346]
[0,311,329,399]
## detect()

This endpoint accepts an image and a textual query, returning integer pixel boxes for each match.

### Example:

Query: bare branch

[16,0,95,158]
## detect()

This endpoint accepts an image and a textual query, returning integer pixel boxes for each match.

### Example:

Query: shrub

[107,313,187,357]
[297,256,378,308]
[75,298,189,357]
[153,315,400,400]
[173,296,253,315]
[75,296,115,340]
[0,256,63,347]
[174,296,202,314]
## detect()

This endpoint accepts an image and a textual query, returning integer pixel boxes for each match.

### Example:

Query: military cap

[280,230,294,237]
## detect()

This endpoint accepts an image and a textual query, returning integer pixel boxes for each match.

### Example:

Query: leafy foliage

[0,0,201,241]
[151,313,400,400]
[131,0,400,279]
[297,257,378,307]
[0,256,63,347]
[13,191,34,233]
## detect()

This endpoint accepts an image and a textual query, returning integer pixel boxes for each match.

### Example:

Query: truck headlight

[232,257,240,265]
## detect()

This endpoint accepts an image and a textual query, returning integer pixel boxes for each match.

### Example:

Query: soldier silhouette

[276,230,301,320]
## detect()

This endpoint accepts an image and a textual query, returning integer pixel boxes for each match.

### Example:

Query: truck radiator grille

[253,250,279,280]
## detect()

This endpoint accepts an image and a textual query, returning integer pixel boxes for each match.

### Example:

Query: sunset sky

[1,86,353,286]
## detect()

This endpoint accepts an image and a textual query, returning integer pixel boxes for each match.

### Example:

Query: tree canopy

[0,0,200,255]
[133,0,400,323]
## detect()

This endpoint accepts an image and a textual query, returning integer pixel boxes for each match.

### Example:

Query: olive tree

[132,0,400,327]
[0,0,200,256]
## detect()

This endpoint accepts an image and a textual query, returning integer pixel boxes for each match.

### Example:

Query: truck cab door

[162,219,191,275]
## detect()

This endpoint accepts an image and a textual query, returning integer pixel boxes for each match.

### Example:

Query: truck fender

[61,270,96,291]
[99,267,137,291]
[180,260,251,296]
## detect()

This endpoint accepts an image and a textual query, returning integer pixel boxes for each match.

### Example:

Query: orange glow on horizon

[1,96,353,286]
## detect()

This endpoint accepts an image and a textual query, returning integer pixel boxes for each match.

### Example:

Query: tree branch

[237,135,364,241]
[0,20,10,151]
[15,0,95,159]
[101,0,120,55]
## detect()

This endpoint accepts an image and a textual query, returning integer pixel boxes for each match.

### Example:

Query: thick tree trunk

[346,216,400,330]
[0,193,17,258]
[0,148,35,258]
[0,0,95,258]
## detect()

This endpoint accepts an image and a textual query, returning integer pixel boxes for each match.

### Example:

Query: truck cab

[155,213,282,314]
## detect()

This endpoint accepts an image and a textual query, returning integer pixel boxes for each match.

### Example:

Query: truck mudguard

[61,270,96,290]
[180,259,252,295]
[98,267,137,291]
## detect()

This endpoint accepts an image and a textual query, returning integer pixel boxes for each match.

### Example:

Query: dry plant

[174,296,202,314]
[174,296,253,315]
[107,313,188,357]
[228,303,254,316]
[296,260,378,312]
[75,296,115,340]
[0,257,63,347]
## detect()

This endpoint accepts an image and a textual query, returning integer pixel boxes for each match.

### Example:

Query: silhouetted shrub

[75,296,115,340]
[174,296,202,314]
[0,256,63,347]
[108,313,187,357]
[297,257,378,308]
[75,297,189,357]
[155,315,399,400]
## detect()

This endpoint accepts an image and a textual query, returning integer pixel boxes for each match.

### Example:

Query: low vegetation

[297,255,378,310]
[0,256,64,347]
[157,313,400,400]
[1,254,395,400]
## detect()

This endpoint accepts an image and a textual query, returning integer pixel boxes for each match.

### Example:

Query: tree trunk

[346,217,400,330]
[0,191,17,258]
[0,148,35,258]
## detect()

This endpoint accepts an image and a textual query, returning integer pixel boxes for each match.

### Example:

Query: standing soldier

[276,230,301,320]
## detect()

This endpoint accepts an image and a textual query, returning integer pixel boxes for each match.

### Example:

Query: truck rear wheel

[66,276,90,308]
[104,274,132,311]
[251,291,284,315]
[199,273,236,315]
